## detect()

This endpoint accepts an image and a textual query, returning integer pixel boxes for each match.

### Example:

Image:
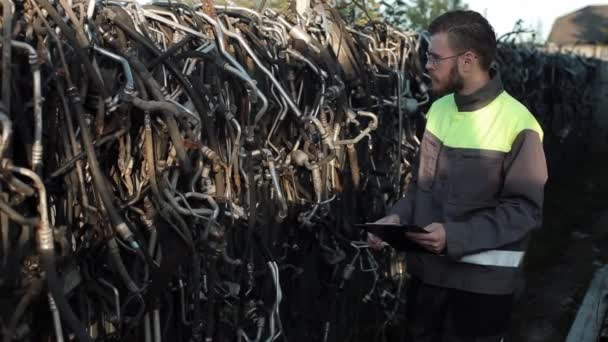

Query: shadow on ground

[507,142,608,341]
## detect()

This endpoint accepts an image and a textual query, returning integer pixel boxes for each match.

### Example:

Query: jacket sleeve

[387,152,419,224]
[444,129,548,260]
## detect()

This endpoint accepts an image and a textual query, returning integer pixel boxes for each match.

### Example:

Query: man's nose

[425,60,434,72]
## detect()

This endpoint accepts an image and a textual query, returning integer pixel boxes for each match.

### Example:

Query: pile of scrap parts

[0,0,601,341]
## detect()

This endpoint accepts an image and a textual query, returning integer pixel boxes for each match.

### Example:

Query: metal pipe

[93,46,135,95]
[153,309,161,342]
[204,16,248,77]
[181,192,220,219]
[148,227,157,258]
[166,99,200,123]
[86,0,96,20]
[184,192,220,220]
[3,279,43,342]
[261,25,287,45]
[396,71,404,194]
[6,164,52,252]
[346,27,378,50]
[334,111,379,146]
[213,5,263,25]
[58,0,90,46]
[0,198,40,226]
[143,10,208,39]
[10,41,42,169]
[163,189,215,219]
[230,118,242,168]
[305,116,334,150]
[178,279,191,325]
[0,111,12,159]
[284,48,328,79]
[3,165,93,338]
[145,8,180,27]
[199,12,303,118]
[263,19,289,43]
[265,95,287,152]
[347,144,360,189]
[262,149,288,221]
[98,278,121,321]
[1,0,14,114]
[310,164,322,203]
[223,64,268,124]
[144,314,152,342]
[48,294,65,342]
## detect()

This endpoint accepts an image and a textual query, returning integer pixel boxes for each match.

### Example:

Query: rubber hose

[41,251,92,342]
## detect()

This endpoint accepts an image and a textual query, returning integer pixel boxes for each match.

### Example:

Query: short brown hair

[429,10,496,70]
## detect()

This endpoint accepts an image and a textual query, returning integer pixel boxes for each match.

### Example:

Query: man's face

[426,33,464,97]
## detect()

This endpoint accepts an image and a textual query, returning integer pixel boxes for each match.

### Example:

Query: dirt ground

[507,144,608,341]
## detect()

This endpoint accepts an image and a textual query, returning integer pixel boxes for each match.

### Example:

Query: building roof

[547,5,608,45]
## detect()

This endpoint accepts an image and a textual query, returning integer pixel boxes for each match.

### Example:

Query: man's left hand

[405,222,446,254]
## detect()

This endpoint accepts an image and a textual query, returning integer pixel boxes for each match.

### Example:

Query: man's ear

[461,51,477,72]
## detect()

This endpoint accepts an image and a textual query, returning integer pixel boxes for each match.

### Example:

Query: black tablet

[355,223,429,234]
[355,223,429,252]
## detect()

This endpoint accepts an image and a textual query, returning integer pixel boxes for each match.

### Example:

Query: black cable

[3,278,42,342]
[131,96,193,174]
[41,251,92,342]
[204,258,218,341]
[108,238,139,293]
[36,0,135,248]
[0,199,40,226]
[115,47,193,174]
[189,250,203,336]
[66,86,136,244]
[36,0,108,100]
[106,10,221,156]
[45,127,128,182]
[396,72,403,198]
[1,0,12,114]
[146,34,195,70]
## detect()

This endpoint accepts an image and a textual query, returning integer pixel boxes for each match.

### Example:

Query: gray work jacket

[390,73,548,295]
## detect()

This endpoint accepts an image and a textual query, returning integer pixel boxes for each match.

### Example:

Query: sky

[465,0,606,42]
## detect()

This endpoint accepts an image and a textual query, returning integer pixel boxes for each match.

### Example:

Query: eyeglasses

[425,52,465,66]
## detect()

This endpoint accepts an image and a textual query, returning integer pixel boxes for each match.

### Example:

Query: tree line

[203,0,468,30]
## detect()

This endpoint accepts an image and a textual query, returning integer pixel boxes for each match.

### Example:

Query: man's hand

[405,222,446,254]
[367,214,400,250]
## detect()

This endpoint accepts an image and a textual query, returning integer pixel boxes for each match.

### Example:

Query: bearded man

[370,10,548,342]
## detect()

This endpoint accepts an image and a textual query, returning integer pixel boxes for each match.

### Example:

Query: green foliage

[380,0,468,30]
[334,0,382,25]
[158,0,291,11]
[211,0,292,12]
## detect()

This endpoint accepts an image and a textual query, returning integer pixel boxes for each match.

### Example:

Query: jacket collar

[454,69,504,112]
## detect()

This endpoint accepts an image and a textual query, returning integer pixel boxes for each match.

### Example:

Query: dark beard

[431,65,464,98]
